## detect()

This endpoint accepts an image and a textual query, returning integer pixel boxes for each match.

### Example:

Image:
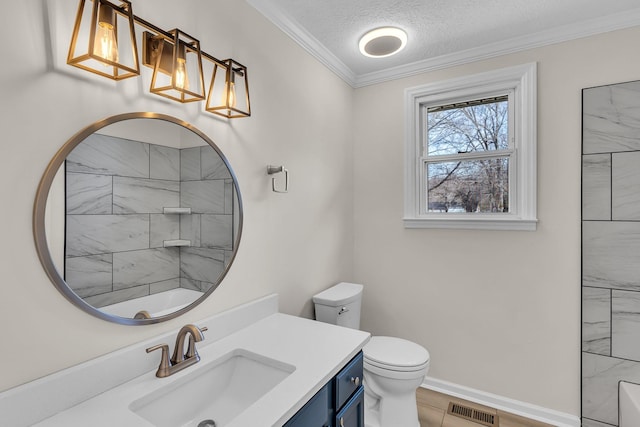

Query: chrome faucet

[146,324,208,378]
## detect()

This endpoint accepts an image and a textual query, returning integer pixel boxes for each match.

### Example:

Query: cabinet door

[284,382,333,427]
[335,386,364,427]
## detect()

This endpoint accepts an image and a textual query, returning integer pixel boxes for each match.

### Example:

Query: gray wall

[582,80,640,426]
[65,134,234,307]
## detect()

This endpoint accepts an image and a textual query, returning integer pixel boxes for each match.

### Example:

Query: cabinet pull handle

[350,376,360,387]
[340,416,345,427]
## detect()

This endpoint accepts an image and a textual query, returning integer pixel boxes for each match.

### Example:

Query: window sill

[403,216,538,231]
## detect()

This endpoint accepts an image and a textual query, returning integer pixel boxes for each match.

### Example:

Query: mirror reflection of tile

[64,133,234,308]
[582,79,640,426]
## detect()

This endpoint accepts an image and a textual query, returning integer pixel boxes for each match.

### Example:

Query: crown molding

[246,0,357,86]
[248,1,640,88]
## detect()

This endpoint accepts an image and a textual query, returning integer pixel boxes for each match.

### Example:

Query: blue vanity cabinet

[284,352,364,427]
[284,381,333,427]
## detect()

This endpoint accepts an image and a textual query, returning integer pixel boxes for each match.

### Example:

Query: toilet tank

[312,282,363,329]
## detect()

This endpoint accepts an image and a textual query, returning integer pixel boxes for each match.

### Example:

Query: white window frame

[404,63,537,231]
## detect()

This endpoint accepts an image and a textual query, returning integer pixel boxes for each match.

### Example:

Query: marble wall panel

[201,148,231,179]
[224,250,233,268]
[150,145,180,181]
[180,214,201,247]
[612,290,640,361]
[582,80,640,426]
[150,278,180,294]
[225,179,234,215]
[180,147,201,181]
[613,151,640,220]
[65,254,113,298]
[150,214,180,248]
[66,134,149,177]
[583,287,611,355]
[66,173,113,215]
[180,278,201,292]
[199,281,218,293]
[66,214,149,257]
[582,352,640,425]
[179,278,219,293]
[582,418,616,427]
[181,180,225,214]
[84,285,149,308]
[583,221,640,291]
[113,177,180,214]
[201,214,233,249]
[582,154,611,221]
[180,247,225,283]
[113,248,180,290]
[583,81,640,154]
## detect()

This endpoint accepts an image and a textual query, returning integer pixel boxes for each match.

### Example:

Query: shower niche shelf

[163,239,192,248]
[163,207,192,214]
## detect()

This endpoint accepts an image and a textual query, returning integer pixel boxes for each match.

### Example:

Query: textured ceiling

[249,0,640,86]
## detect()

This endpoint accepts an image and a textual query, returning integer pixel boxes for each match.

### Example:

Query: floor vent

[447,402,499,427]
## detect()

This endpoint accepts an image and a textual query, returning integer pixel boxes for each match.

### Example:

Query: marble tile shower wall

[65,134,234,308]
[582,80,640,426]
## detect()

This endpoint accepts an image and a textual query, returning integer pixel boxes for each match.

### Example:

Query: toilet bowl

[363,336,430,427]
[312,283,430,427]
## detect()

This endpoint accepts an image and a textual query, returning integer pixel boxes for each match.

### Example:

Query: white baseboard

[421,377,580,427]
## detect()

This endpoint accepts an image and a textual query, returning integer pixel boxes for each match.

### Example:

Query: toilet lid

[363,336,429,370]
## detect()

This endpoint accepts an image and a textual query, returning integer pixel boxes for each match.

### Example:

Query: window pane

[426,158,509,213]
[426,97,508,156]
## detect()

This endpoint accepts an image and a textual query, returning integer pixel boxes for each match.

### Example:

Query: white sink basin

[130,349,295,427]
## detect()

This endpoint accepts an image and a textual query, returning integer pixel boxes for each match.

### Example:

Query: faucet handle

[146,344,171,378]
[185,326,208,359]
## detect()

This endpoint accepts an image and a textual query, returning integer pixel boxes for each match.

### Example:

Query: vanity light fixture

[67,0,251,117]
[358,27,407,58]
[206,59,251,118]
[149,30,206,103]
[67,0,140,80]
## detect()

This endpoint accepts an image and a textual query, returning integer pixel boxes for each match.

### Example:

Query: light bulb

[222,80,237,108]
[221,69,237,110]
[174,58,189,90]
[93,21,119,63]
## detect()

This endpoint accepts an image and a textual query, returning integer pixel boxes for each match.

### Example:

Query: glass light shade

[67,0,140,80]
[206,59,251,118]
[149,29,206,103]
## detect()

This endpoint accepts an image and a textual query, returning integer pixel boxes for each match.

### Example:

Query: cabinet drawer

[335,386,364,427]
[335,352,363,410]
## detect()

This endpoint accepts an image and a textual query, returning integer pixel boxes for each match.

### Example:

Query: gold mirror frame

[33,112,243,325]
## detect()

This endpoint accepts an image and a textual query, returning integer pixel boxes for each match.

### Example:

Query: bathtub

[620,381,640,427]
[100,288,204,319]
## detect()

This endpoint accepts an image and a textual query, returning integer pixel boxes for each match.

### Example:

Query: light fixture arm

[132,14,227,69]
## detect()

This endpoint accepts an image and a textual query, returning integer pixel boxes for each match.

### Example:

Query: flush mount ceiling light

[358,27,407,58]
[67,0,250,118]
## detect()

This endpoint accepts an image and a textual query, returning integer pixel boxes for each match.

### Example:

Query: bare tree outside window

[425,97,510,213]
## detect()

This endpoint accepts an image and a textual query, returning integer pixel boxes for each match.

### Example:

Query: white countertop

[32,312,370,427]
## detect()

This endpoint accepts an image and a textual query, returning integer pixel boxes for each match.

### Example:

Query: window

[404,63,537,230]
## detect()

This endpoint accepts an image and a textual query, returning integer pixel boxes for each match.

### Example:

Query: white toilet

[313,282,430,427]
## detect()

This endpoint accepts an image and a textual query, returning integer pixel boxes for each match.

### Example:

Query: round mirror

[33,113,242,325]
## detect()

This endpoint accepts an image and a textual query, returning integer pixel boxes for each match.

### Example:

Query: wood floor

[417,388,554,427]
